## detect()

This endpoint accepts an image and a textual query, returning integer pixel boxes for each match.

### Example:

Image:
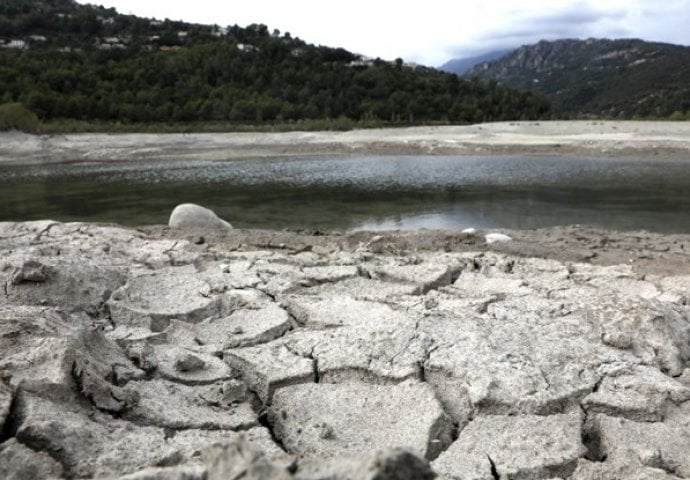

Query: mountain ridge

[460,37,690,118]
[440,49,511,75]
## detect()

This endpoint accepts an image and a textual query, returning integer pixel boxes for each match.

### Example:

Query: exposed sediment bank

[2,120,690,165]
[1,221,689,479]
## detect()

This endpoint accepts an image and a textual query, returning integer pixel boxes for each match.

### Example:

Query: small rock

[11,259,52,284]
[318,422,336,440]
[485,233,513,244]
[157,345,232,385]
[113,364,141,385]
[637,448,665,469]
[175,353,206,372]
[601,331,633,349]
[125,341,158,373]
[424,297,439,309]
[221,379,247,405]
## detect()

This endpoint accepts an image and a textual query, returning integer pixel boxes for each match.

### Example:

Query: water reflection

[0,155,689,233]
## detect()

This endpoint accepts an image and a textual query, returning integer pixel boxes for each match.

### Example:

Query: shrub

[669,110,688,121]
[0,103,41,132]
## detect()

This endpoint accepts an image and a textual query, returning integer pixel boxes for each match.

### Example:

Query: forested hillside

[0,0,550,130]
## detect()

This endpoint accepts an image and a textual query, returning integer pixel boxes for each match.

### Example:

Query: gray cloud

[478,4,625,41]
[446,0,690,64]
[448,3,633,60]
[526,6,625,28]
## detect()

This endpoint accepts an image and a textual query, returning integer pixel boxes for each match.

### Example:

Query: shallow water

[1,155,689,232]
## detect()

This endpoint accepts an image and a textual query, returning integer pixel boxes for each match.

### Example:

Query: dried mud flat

[3,120,690,165]
[1,221,690,479]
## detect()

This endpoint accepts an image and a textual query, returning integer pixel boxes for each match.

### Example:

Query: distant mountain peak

[439,49,511,75]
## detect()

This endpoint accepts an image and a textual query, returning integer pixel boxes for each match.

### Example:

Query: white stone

[168,203,232,232]
[485,232,513,244]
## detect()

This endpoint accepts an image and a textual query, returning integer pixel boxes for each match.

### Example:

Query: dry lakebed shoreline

[3,120,690,163]
[1,121,690,479]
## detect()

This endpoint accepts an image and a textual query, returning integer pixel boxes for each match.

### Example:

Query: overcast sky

[77,0,690,66]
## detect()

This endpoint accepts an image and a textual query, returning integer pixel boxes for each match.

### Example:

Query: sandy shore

[2,120,690,164]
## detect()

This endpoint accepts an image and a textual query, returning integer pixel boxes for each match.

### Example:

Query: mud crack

[487,454,500,480]
[258,409,289,454]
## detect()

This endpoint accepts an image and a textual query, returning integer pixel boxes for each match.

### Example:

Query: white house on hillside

[3,40,27,49]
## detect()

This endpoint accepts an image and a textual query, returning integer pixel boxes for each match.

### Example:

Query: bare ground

[2,120,690,165]
[1,220,690,479]
[139,223,690,277]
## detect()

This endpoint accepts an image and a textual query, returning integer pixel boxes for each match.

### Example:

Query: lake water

[1,155,689,233]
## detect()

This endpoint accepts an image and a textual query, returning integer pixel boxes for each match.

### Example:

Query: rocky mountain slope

[464,38,690,118]
[1,219,689,479]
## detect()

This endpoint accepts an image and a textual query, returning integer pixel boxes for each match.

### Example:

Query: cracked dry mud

[0,221,689,479]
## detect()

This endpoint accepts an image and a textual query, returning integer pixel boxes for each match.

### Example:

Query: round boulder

[168,203,232,233]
